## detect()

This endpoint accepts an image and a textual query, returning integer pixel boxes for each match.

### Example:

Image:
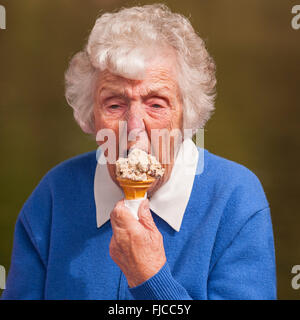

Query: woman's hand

[109,199,166,288]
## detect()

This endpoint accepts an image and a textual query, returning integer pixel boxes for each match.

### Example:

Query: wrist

[126,256,167,288]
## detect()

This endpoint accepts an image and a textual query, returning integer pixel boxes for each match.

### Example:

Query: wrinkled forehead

[96,50,180,99]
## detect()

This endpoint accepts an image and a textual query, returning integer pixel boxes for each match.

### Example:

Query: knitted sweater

[1,148,276,299]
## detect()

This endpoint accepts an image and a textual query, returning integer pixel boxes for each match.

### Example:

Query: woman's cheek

[147,109,173,127]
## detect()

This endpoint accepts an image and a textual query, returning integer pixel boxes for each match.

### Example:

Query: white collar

[94,138,199,232]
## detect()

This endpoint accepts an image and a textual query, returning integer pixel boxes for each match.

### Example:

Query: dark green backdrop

[0,0,299,299]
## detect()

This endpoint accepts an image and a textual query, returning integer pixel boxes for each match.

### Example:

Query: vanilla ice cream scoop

[116,148,165,181]
[116,148,165,220]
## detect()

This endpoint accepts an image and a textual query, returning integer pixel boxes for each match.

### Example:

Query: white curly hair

[64,3,216,135]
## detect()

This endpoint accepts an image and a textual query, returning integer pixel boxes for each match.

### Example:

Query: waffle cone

[117,176,155,200]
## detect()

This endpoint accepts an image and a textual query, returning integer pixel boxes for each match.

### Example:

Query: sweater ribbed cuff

[128,262,192,300]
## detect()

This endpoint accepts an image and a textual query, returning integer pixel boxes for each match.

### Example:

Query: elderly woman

[1,4,276,300]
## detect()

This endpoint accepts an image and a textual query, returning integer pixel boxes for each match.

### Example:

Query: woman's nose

[126,105,146,133]
[127,115,145,132]
[125,106,149,152]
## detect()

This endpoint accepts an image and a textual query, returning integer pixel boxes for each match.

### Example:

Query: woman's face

[93,50,183,194]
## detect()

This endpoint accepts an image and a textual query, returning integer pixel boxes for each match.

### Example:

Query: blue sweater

[1,148,276,300]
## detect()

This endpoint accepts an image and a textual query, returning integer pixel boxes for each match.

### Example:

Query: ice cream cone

[117,176,155,200]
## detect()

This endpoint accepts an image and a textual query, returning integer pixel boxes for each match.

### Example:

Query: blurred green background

[0,0,299,299]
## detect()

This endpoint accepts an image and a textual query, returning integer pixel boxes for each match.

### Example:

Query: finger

[138,199,157,231]
[110,199,139,229]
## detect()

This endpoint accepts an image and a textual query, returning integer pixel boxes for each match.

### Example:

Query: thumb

[138,199,157,231]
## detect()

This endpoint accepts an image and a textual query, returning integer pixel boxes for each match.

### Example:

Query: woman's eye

[109,105,121,109]
[151,104,162,109]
